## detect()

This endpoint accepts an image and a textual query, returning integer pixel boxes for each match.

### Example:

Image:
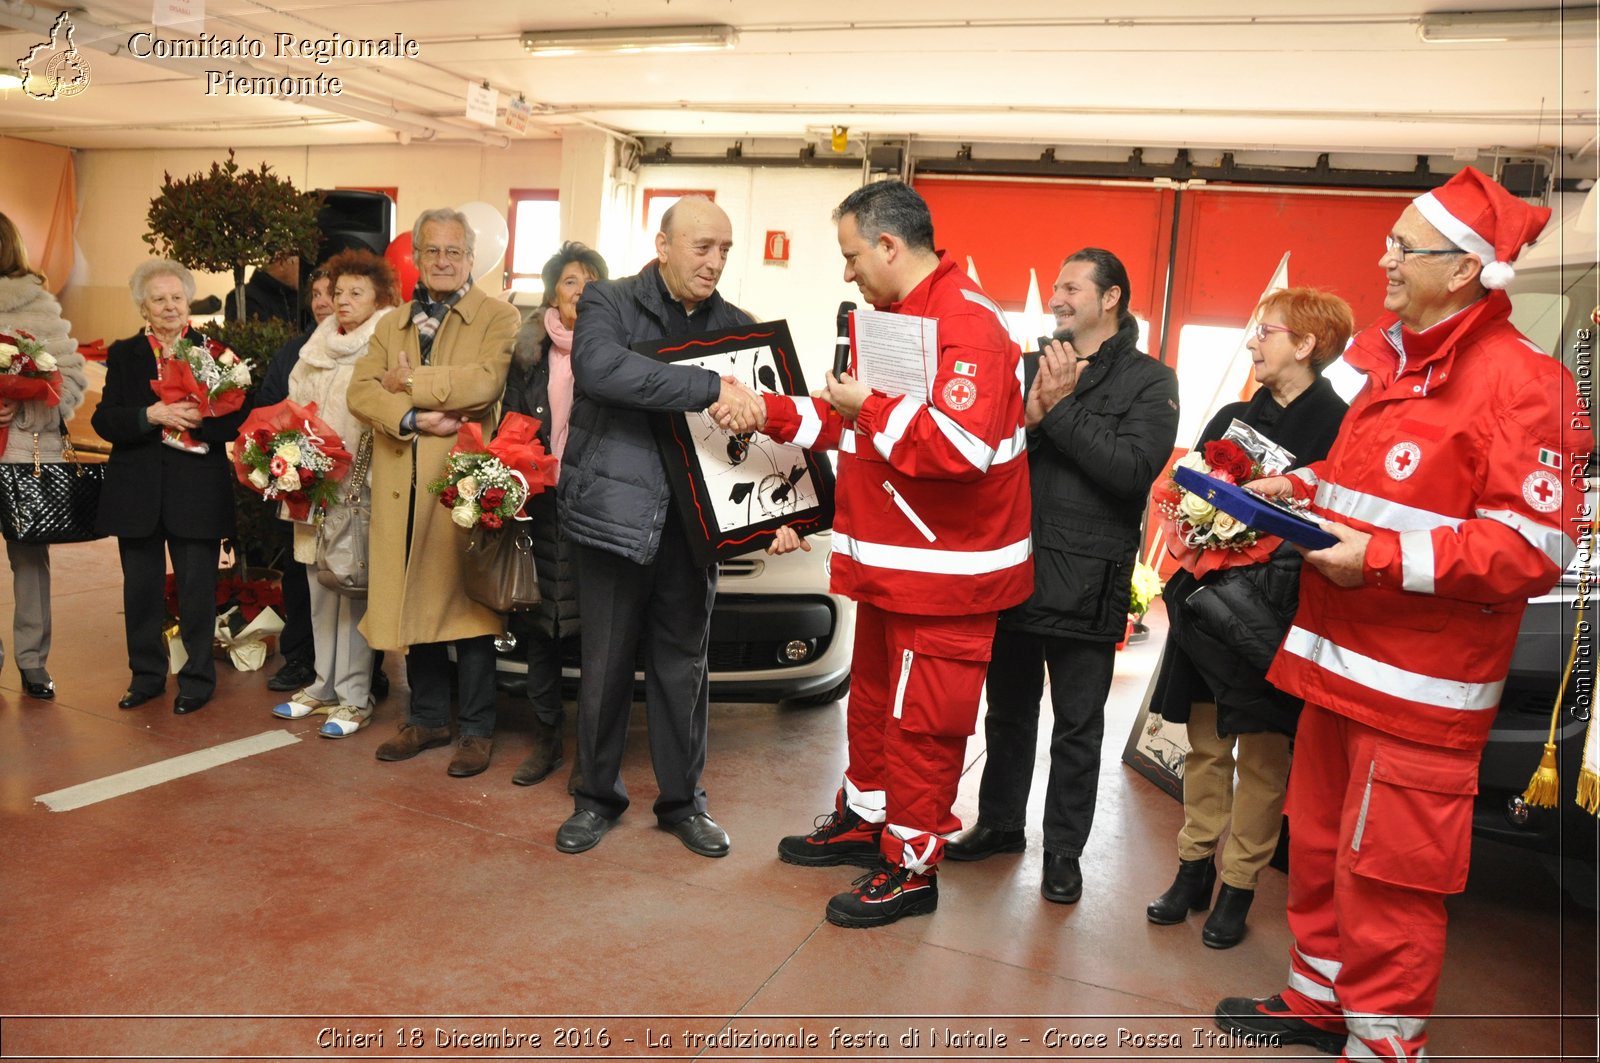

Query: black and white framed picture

[636,320,836,566]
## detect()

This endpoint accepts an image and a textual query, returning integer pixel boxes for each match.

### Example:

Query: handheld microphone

[833,300,857,379]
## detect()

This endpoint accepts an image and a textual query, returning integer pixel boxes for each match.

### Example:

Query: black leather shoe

[266,660,314,692]
[944,823,1026,862]
[556,809,615,854]
[21,669,55,700]
[664,812,730,858]
[118,689,159,710]
[1202,884,1255,949]
[1147,856,1218,924]
[1214,995,1347,1055]
[1041,852,1083,904]
[173,694,210,715]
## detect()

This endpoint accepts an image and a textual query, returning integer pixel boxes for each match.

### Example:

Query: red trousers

[1279,704,1479,1062]
[841,602,998,873]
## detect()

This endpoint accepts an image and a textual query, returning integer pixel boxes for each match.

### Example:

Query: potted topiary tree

[143,148,322,322]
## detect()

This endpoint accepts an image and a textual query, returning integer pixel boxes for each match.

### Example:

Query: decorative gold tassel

[1522,741,1562,807]
[1578,768,1600,816]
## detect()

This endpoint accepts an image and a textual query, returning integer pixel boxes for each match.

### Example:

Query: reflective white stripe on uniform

[844,773,887,824]
[1344,1041,1427,1062]
[1351,761,1376,852]
[1476,507,1571,569]
[834,532,1032,576]
[1295,947,1343,985]
[789,399,823,449]
[1346,1012,1428,1043]
[838,429,858,454]
[884,482,937,543]
[1287,969,1340,1004]
[959,287,1008,327]
[1399,529,1436,594]
[927,411,1026,472]
[1291,467,1320,489]
[873,396,921,460]
[887,822,939,874]
[1316,480,1464,533]
[1281,626,1505,712]
[892,648,913,719]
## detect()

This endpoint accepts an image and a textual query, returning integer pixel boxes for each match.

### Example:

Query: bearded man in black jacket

[946,247,1180,905]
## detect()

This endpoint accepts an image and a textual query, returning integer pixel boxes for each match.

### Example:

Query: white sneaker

[319,703,374,738]
[272,689,338,719]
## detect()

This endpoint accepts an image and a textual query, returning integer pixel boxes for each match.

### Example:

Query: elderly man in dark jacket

[947,247,1179,905]
[554,196,762,858]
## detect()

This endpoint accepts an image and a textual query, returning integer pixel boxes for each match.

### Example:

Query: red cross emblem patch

[1385,442,1421,481]
[941,377,977,411]
[1524,470,1561,513]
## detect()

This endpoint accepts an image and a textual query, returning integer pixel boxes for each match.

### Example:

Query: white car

[492,530,855,706]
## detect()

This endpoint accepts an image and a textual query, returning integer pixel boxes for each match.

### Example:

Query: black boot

[512,715,564,786]
[1146,856,1218,924]
[1201,884,1255,949]
[1040,852,1082,904]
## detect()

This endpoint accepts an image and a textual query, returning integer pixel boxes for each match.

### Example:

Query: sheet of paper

[852,309,939,399]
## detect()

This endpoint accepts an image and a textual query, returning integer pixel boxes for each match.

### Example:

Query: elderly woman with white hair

[91,258,247,715]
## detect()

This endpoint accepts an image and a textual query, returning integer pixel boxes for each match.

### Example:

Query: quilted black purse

[0,426,107,544]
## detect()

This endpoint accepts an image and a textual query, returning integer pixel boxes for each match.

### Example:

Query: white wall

[634,164,865,389]
[62,141,563,343]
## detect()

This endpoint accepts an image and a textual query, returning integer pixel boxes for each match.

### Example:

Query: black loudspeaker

[314,189,395,265]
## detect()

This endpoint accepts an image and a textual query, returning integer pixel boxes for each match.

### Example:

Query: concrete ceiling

[1,0,1596,162]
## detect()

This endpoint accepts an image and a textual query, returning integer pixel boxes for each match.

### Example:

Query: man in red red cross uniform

[1215,167,1583,1060]
[714,180,1033,928]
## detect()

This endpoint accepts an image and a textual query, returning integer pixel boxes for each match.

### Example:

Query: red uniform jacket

[762,255,1034,617]
[1268,291,1582,751]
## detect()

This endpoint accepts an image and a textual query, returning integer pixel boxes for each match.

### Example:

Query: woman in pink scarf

[501,242,609,788]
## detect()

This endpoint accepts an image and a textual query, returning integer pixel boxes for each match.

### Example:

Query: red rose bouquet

[0,328,63,452]
[428,412,558,530]
[232,400,354,521]
[1153,423,1294,578]
[150,333,251,454]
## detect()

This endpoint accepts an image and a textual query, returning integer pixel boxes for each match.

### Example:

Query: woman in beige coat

[271,249,398,737]
[345,207,518,777]
[0,212,89,699]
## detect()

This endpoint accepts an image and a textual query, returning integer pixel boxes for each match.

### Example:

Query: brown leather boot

[447,734,494,778]
[511,717,564,786]
[374,722,451,762]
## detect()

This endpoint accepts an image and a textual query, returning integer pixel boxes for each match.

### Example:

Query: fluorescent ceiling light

[521,24,737,56]
[1419,6,1598,43]
[0,68,22,90]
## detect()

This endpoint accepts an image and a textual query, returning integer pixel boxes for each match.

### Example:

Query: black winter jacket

[502,312,579,640]
[1001,315,1180,641]
[560,262,753,564]
[1151,376,1349,736]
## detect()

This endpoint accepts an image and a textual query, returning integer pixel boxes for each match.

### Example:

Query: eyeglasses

[1384,234,1463,261]
[1252,323,1296,341]
[419,246,468,262]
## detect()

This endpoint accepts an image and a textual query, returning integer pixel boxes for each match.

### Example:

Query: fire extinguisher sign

[763,230,790,263]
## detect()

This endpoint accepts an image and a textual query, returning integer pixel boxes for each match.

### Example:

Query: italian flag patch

[1538,448,1562,470]
[953,360,977,377]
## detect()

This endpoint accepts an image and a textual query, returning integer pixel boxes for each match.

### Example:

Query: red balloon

[384,232,420,301]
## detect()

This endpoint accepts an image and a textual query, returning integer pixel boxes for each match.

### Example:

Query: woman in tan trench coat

[346,207,519,778]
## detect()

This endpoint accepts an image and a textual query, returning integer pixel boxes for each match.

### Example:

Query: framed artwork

[636,320,836,566]
[1120,645,1190,802]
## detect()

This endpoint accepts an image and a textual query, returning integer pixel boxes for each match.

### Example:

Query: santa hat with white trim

[1411,166,1552,289]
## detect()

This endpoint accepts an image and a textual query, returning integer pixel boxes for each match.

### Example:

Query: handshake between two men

[706,369,874,555]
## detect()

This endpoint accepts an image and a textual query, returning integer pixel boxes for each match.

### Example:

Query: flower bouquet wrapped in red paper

[1153,422,1299,579]
[150,333,251,454]
[0,328,63,453]
[232,399,354,521]
[427,412,558,529]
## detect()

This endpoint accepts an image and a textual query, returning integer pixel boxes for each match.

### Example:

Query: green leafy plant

[143,149,322,321]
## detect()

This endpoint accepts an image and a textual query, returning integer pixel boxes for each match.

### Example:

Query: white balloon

[457,200,510,280]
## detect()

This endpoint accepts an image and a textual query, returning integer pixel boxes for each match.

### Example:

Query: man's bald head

[656,196,734,313]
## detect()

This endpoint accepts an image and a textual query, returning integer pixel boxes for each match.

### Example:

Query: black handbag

[463,523,540,613]
[0,427,106,544]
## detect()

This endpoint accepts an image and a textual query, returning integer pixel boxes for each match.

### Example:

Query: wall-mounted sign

[764,230,790,263]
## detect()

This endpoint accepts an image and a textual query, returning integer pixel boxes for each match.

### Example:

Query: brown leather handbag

[463,522,540,612]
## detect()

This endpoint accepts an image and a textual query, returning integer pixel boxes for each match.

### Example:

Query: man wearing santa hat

[1214,167,1582,1060]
